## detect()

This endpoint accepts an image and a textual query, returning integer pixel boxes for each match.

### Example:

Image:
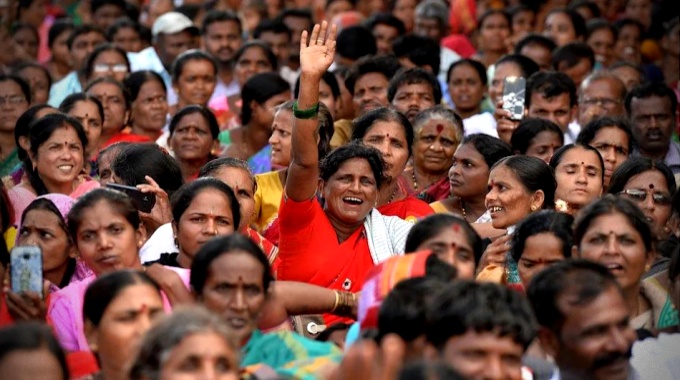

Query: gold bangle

[331,290,340,313]
[334,291,354,317]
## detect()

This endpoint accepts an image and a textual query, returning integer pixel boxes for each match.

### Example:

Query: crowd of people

[0,0,678,379]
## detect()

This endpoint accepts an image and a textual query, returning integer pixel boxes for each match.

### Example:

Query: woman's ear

[136,224,148,248]
[18,136,30,152]
[84,320,99,352]
[531,190,545,211]
[210,139,220,156]
[68,244,79,259]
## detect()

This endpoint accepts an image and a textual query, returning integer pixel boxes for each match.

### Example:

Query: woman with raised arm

[278,22,412,325]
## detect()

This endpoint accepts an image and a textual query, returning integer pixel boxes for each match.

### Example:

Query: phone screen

[10,246,43,298]
[502,76,526,121]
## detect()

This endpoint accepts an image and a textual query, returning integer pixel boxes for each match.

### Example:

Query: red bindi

[436,124,444,134]
[452,224,461,232]
[649,184,655,189]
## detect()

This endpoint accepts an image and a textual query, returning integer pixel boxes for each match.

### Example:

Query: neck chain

[388,185,398,204]
[459,198,467,220]
[411,169,419,191]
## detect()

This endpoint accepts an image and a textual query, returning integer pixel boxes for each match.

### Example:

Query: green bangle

[293,101,319,119]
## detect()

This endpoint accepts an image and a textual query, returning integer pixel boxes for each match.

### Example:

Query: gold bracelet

[331,290,340,313]
[335,291,354,317]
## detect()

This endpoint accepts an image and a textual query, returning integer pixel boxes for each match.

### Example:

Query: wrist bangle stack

[331,291,355,317]
[293,100,319,119]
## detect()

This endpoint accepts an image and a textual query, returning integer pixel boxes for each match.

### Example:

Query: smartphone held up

[10,246,43,299]
[502,76,526,121]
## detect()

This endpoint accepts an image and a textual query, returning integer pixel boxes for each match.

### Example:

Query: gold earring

[531,205,538,212]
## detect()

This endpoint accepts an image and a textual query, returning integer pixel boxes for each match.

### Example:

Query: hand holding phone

[106,183,156,213]
[10,246,43,299]
[502,76,526,121]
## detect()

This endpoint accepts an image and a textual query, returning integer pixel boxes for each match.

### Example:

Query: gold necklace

[411,169,419,191]
[459,198,467,220]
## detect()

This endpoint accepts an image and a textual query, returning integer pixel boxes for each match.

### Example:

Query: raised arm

[285,21,337,202]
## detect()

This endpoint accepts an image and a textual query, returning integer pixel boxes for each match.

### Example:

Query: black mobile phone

[106,183,156,213]
[11,246,43,298]
[502,76,526,121]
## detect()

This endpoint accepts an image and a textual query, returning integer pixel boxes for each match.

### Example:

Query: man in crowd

[626,82,680,174]
[201,10,243,102]
[527,260,638,380]
[388,67,441,122]
[526,71,579,144]
[127,11,198,106]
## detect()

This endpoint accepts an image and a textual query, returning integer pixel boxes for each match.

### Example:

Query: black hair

[377,277,449,343]
[169,105,220,139]
[351,107,414,156]
[26,114,88,196]
[319,140,387,189]
[175,4,201,21]
[171,49,218,84]
[508,3,534,18]
[567,0,601,19]
[576,116,634,155]
[573,194,654,252]
[364,13,406,36]
[527,259,619,331]
[398,361,465,380]
[344,54,401,96]
[392,34,441,75]
[387,67,442,105]
[426,281,537,350]
[252,19,291,40]
[613,18,644,39]
[477,9,511,30]
[293,71,340,100]
[67,24,105,50]
[325,0,357,9]
[446,58,487,87]
[511,118,563,154]
[461,134,513,168]
[240,72,290,125]
[546,9,587,39]
[11,21,39,42]
[11,62,53,94]
[201,10,243,36]
[48,18,75,48]
[525,71,577,108]
[106,17,142,42]
[170,178,241,232]
[0,183,12,234]
[85,76,132,111]
[90,0,127,15]
[510,210,574,263]
[14,104,56,164]
[111,144,184,196]
[95,141,130,177]
[669,243,680,283]
[607,157,676,198]
[551,42,595,71]
[124,70,166,103]
[495,54,540,79]
[234,40,278,71]
[0,323,69,380]
[84,43,130,80]
[336,26,377,60]
[276,8,314,25]
[0,74,31,104]
[609,61,646,82]
[84,270,160,326]
[22,198,71,247]
[59,93,105,127]
[624,82,678,118]
[514,33,557,55]
[492,155,557,210]
[549,143,605,183]
[272,100,334,160]
[190,233,274,295]
[586,18,617,41]
[68,188,141,244]
[405,213,483,265]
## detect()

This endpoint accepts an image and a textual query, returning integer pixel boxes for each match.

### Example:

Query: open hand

[494,100,520,144]
[299,21,337,78]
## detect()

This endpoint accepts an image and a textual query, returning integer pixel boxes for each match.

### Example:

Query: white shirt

[463,112,498,138]
[140,223,178,264]
[631,333,680,380]
[564,120,581,145]
[209,77,240,103]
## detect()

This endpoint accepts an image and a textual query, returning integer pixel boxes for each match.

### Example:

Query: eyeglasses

[0,95,27,106]
[580,97,621,109]
[93,64,128,73]
[619,189,672,206]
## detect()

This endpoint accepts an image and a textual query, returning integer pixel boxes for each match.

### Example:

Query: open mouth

[57,164,74,173]
[489,206,504,214]
[603,263,624,272]
[343,197,364,205]
[226,317,247,329]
